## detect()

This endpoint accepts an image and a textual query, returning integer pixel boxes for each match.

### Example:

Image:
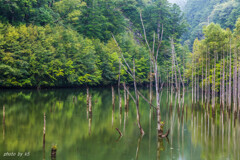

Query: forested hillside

[183,0,240,48]
[0,0,187,88]
[168,0,187,9]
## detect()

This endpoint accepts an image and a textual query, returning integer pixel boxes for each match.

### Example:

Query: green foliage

[189,21,240,92]
[183,0,240,49]
[0,0,188,88]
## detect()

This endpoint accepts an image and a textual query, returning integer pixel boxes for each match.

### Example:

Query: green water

[0,88,239,160]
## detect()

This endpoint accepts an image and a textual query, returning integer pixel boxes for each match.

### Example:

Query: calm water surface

[0,88,239,160]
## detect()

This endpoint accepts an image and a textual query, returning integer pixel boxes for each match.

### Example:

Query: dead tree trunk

[133,59,145,135]
[124,82,127,110]
[127,86,130,111]
[238,47,240,113]
[112,86,115,109]
[205,51,208,105]
[171,38,185,107]
[220,56,222,107]
[172,50,178,92]
[197,67,200,103]
[43,113,46,147]
[195,57,197,104]
[112,34,145,135]
[229,38,232,111]
[207,49,211,109]
[222,49,225,110]
[87,87,89,107]
[226,48,229,109]
[89,96,92,115]
[192,58,194,105]
[233,47,237,114]
[140,12,167,137]
[212,51,216,114]
[202,55,204,105]
[118,60,122,112]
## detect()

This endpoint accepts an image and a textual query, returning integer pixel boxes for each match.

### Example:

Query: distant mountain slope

[168,0,187,9]
[182,0,240,49]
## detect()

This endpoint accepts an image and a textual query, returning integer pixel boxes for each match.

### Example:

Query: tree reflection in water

[0,88,239,160]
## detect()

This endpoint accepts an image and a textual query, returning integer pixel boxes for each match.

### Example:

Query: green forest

[1,0,240,96]
[0,0,187,88]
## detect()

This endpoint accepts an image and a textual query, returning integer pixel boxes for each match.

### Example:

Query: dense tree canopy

[0,0,189,88]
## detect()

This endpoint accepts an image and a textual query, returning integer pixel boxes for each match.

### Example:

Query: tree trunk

[167,72,169,101]
[89,95,92,115]
[150,59,153,103]
[171,39,185,108]
[197,67,199,103]
[212,64,215,112]
[192,58,194,105]
[195,59,197,104]
[212,51,216,113]
[127,86,129,111]
[226,48,229,109]
[124,82,127,110]
[208,51,211,109]
[202,56,204,105]
[222,51,225,110]
[229,39,232,111]
[233,47,237,114]
[43,113,46,147]
[112,86,115,109]
[118,60,122,112]
[133,59,144,135]
[220,57,222,107]
[238,47,240,113]
[87,87,89,107]
[205,51,208,105]
[174,58,178,92]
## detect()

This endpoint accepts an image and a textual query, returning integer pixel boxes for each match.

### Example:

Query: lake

[0,87,239,160]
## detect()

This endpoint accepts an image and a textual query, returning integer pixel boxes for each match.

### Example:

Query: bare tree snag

[89,95,92,115]
[112,85,115,109]
[133,59,145,135]
[233,47,237,114]
[88,116,92,135]
[87,87,89,106]
[112,34,145,135]
[124,82,127,110]
[43,113,46,147]
[140,11,168,137]
[222,49,225,110]
[127,86,130,111]
[238,47,240,113]
[118,59,122,112]
[229,38,232,111]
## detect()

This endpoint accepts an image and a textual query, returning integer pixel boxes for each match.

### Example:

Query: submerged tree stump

[51,145,57,160]
[158,122,170,138]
